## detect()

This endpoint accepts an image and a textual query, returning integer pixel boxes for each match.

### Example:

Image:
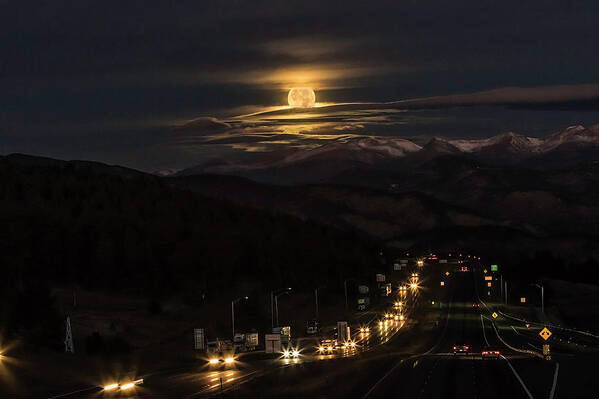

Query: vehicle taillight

[482,351,488,355]
[465,346,469,350]
[453,346,457,350]
[495,351,500,355]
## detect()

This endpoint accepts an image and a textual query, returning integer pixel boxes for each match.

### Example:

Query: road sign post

[542,344,551,360]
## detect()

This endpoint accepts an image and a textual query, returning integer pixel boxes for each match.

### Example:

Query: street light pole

[344,278,356,311]
[314,286,325,319]
[315,288,319,319]
[495,272,503,302]
[270,291,274,329]
[231,296,248,339]
[272,288,292,328]
[274,295,279,327]
[532,283,544,315]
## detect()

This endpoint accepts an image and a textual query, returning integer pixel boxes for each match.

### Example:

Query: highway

[43,267,599,398]
[45,282,416,398]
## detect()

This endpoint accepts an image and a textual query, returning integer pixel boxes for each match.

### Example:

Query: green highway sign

[491,265,498,271]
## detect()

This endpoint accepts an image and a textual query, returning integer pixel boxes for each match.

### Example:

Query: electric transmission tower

[64,316,74,353]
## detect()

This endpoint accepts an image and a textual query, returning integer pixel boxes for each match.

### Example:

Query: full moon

[288,87,316,108]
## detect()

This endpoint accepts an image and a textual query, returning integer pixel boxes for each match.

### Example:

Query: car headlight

[224,357,235,364]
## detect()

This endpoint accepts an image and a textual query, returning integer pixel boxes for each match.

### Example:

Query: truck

[272,326,291,345]
[245,331,259,351]
[265,334,282,354]
[207,338,232,354]
[231,331,259,352]
[306,319,320,335]
[357,296,370,311]
[193,328,205,350]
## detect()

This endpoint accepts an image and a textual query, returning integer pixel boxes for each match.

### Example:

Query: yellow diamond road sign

[539,327,552,340]
[492,312,498,319]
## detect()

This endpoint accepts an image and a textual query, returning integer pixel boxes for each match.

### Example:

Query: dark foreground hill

[0,155,380,346]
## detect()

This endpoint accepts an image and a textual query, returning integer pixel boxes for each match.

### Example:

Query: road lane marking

[46,386,98,399]
[549,362,559,399]
[480,315,490,346]
[362,290,453,399]
[486,315,543,359]
[511,325,523,336]
[527,343,541,351]
[500,355,534,399]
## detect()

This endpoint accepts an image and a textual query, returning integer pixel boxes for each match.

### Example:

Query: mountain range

[174,124,599,184]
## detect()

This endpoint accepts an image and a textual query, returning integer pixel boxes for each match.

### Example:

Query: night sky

[3,1,599,171]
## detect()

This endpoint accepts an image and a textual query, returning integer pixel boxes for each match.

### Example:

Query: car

[207,356,236,366]
[318,339,337,353]
[472,303,480,308]
[481,347,501,359]
[453,344,470,355]
[282,348,300,358]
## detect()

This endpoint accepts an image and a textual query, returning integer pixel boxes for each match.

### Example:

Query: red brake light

[465,346,469,350]
[495,351,500,354]
[482,351,488,355]
[453,346,456,350]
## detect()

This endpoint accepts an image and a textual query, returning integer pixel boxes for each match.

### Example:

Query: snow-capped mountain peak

[542,125,599,151]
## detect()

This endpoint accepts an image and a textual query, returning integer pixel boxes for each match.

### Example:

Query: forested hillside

[0,156,379,345]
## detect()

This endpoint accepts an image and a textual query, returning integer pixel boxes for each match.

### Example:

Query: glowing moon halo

[288,87,316,108]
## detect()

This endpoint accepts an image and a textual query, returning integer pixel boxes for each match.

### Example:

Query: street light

[531,283,544,315]
[232,296,248,339]
[343,278,356,311]
[494,272,504,302]
[271,288,292,328]
[314,286,325,319]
